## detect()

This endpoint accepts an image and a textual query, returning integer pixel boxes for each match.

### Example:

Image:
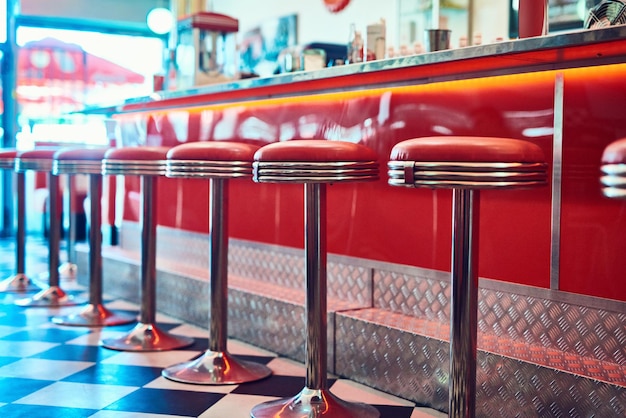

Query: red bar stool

[0,149,44,292]
[100,146,193,351]
[388,136,548,418]
[14,148,84,307]
[251,140,380,418]
[162,141,272,384]
[50,147,136,327]
[601,138,626,198]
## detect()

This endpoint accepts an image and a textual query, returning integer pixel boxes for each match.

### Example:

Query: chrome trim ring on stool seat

[601,138,626,199]
[14,148,83,307]
[0,150,17,170]
[0,149,44,293]
[162,141,272,385]
[388,161,549,188]
[100,146,193,351]
[251,139,380,418]
[388,136,548,418]
[50,147,136,327]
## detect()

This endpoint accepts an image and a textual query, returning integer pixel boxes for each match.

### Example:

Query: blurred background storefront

[0,0,169,236]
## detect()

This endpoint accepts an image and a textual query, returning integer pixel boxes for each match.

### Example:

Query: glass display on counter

[174,12,239,89]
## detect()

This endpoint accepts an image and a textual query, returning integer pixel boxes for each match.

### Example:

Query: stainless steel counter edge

[81,26,626,115]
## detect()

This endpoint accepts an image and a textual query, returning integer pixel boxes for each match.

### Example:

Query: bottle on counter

[366,18,386,60]
[346,23,364,64]
[473,32,483,46]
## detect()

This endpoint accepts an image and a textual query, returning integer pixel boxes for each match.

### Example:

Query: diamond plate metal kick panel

[92,223,625,416]
[336,310,625,417]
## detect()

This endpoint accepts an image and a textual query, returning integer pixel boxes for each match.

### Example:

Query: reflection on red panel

[114,65,626,302]
[560,64,626,300]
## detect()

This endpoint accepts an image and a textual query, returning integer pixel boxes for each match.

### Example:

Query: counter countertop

[87,26,626,115]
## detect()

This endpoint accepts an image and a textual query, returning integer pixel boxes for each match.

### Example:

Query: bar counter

[85,26,626,416]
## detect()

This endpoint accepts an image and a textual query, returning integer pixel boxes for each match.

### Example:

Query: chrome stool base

[14,285,82,307]
[251,387,380,418]
[51,304,136,327]
[101,322,194,352]
[163,350,272,385]
[0,273,44,293]
[58,262,78,280]
[38,263,79,283]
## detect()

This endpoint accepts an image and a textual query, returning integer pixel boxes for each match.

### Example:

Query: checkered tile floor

[0,235,445,417]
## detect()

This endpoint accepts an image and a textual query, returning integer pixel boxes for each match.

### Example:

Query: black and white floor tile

[0,235,445,417]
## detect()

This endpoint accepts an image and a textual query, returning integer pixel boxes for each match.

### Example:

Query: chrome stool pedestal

[58,174,78,282]
[251,140,380,418]
[162,141,272,384]
[100,146,193,351]
[50,148,136,327]
[388,136,548,418]
[14,148,84,307]
[0,149,44,292]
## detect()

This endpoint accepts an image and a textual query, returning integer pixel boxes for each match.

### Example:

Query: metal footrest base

[251,387,380,418]
[162,349,272,385]
[51,304,136,327]
[101,322,194,352]
[39,264,79,285]
[0,273,45,293]
[14,286,83,307]
[58,262,77,280]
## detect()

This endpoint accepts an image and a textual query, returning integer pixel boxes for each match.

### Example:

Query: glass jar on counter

[301,48,327,71]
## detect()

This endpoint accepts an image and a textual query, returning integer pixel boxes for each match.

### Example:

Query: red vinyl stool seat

[251,140,380,418]
[14,148,84,307]
[601,138,626,198]
[162,141,272,384]
[50,147,136,327]
[100,146,193,351]
[388,136,548,417]
[0,149,44,292]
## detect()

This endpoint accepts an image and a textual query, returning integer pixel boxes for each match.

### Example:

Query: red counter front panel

[115,64,626,302]
[560,64,626,299]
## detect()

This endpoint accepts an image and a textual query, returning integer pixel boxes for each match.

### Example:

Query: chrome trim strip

[551,73,564,291]
[257,161,379,170]
[255,174,379,183]
[254,160,379,183]
[601,163,626,175]
[15,158,53,172]
[390,170,547,180]
[600,174,626,186]
[602,187,626,198]
[388,178,547,188]
[166,160,253,179]
[390,161,549,171]
[388,161,548,189]
[102,160,167,176]
[0,160,15,170]
[53,160,103,175]
[600,163,626,197]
